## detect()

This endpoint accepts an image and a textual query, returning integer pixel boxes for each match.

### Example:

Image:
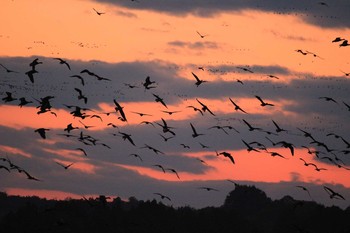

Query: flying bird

[332,37,345,43]
[165,168,180,179]
[56,162,74,170]
[53,58,71,70]
[255,95,274,107]
[2,92,17,102]
[93,8,105,15]
[143,76,156,89]
[70,75,85,86]
[0,63,18,73]
[323,186,345,200]
[242,140,260,153]
[113,99,127,122]
[196,31,208,38]
[76,148,87,156]
[190,123,204,138]
[34,128,50,139]
[237,66,253,73]
[153,93,167,108]
[18,97,33,107]
[229,98,248,114]
[272,120,288,133]
[339,40,349,47]
[129,153,143,162]
[153,164,166,173]
[119,132,136,146]
[198,187,219,191]
[196,98,215,116]
[25,69,38,83]
[242,119,262,132]
[74,88,88,104]
[154,193,171,201]
[191,72,208,87]
[187,105,203,115]
[296,185,313,200]
[217,151,235,164]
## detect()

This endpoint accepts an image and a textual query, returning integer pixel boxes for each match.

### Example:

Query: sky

[0,0,350,209]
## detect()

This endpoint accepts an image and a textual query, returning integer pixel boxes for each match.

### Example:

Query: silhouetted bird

[114,99,127,122]
[217,151,235,164]
[191,72,207,86]
[190,123,204,138]
[196,31,208,38]
[255,95,274,106]
[70,75,85,85]
[34,128,50,139]
[198,187,219,191]
[2,92,17,102]
[56,162,74,170]
[339,40,349,47]
[154,193,171,201]
[53,58,71,70]
[143,76,156,89]
[0,63,18,73]
[18,97,33,107]
[93,8,105,15]
[323,186,345,200]
[153,93,167,108]
[229,98,247,114]
[196,98,215,116]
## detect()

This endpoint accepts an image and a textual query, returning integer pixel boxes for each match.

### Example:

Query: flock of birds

[0,5,350,206]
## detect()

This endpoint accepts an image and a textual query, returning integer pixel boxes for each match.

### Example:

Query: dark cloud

[100,0,350,28]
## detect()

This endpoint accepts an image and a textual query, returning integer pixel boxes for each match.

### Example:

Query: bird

[154,193,171,201]
[295,49,308,55]
[319,96,337,104]
[70,75,85,86]
[76,148,87,156]
[143,76,156,89]
[156,118,176,135]
[268,151,287,159]
[119,132,136,146]
[131,111,152,117]
[242,119,262,132]
[196,98,215,116]
[217,151,235,164]
[242,140,260,153]
[237,66,253,73]
[339,40,349,47]
[0,165,10,172]
[271,120,288,133]
[162,110,181,115]
[229,98,248,114]
[23,170,41,181]
[93,8,105,15]
[190,123,204,138]
[165,168,180,179]
[113,99,127,122]
[64,123,79,133]
[323,186,345,200]
[0,63,18,73]
[74,88,88,104]
[318,2,329,7]
[187,105,203,115]
[297,128,316,141]
[196,31,208,38]
[2,92,17,102]
[296,185,313,200]
[53,58,71,70]
[153,164,165,173]
[18,97,33,107]
[34,128,50,139]
[29,58,42,69]
[332,37,345,43]
[129,153,143,162]
[141,144,164,155]
[25,69,38,83]
[343,101,350,111]
[153,93,167,108]
[255,95,274,107]
[159,134,175,142]
[266,74,279,79]
[198,187,219,191]
[191,72,208,86]
[56,162,74,170]
[208,125,229,135]
[276,141,295,156]
[180,143,190,149]
[79,120,95,129]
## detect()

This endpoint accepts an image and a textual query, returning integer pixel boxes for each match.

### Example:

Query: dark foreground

[1,185,350,233]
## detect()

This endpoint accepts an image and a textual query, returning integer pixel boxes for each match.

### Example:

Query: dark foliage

[1,185,350,233]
